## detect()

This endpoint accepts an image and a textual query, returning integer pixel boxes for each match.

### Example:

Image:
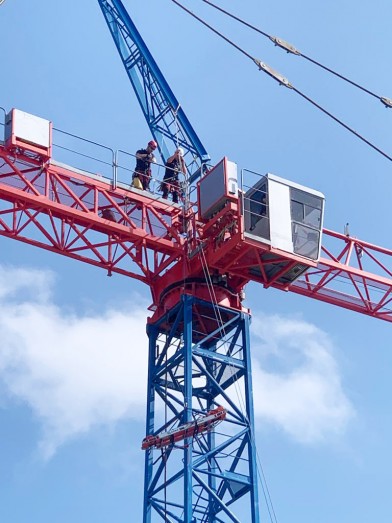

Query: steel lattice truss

[292,229,392,321]
[98,0,210,180]
[1,145,392,320]
[0,149,185,285]
[144,296,259,523]
[199,201,392,322]
[2,2,391,523]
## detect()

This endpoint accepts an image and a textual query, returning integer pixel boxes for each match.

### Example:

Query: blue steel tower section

[144,295,260,523]
[97,0,210,181]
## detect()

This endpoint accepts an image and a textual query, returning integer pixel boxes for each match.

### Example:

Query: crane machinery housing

[1,1,392,522]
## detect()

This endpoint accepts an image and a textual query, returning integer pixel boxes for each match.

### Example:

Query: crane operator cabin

[197,157,325,285]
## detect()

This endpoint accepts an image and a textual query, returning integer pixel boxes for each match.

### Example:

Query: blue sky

[1,1,392,522]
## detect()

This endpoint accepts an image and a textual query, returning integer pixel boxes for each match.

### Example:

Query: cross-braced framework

[98,0,210,176]
[144,294,260,523]
[0,149,185,283]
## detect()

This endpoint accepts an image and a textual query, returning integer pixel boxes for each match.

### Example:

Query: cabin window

[290,188,323,259]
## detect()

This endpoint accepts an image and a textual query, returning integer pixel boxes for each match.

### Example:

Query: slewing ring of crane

[170,0,392,164]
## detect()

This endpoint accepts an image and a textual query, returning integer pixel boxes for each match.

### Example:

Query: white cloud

[251,313,355,443]
[0,265,54,302]
[0,266,354,458]
[0,266,149,459]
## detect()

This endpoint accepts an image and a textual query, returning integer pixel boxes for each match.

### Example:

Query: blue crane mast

[98,0,210,183]
[97,1,260,522]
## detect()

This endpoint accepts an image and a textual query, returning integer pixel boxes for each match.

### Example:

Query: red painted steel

[0,146,185,286]
[141,406,227,450]
[291,229,392,321]
[1,143,392,321]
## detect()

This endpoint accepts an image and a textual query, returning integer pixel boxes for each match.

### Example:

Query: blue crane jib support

[98,0,210,181]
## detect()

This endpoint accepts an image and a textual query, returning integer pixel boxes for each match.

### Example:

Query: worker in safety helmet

[132,140,157,191]
[160,147,186,203]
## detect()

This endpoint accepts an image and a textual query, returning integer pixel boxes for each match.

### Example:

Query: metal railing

[51,127,194,207]
[52,127,116,183]
[0,106,5,145]
[1,109,200,211]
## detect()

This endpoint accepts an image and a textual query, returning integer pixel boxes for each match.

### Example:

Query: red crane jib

[1,143,392,321]
[141,406,227,450]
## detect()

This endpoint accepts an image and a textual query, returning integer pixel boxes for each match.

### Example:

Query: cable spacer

[270,36,301,55]
[380,96,392,108]
[254,59,293,88]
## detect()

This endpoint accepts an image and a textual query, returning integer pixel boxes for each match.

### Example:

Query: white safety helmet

[176,147,184,156]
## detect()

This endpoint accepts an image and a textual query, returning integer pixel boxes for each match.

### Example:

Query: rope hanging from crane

[170,0,392,164]
[196,248,280,523]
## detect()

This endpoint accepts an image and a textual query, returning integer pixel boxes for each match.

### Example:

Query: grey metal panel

[199,159,238,219]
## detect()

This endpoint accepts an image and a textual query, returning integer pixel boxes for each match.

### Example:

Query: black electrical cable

[291,87,392,162]
[200,0,392,108]
[171,0,392,163]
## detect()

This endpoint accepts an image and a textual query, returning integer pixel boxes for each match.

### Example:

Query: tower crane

[1,0,392,522]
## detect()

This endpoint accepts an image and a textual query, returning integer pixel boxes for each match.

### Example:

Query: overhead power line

[170,0,392,163]
[200,0,392,109]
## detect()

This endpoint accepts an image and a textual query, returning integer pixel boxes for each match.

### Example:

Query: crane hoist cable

[197,247,279,523]
[170,0,392,164]
[198,240,280,523]
[199,0,392,109]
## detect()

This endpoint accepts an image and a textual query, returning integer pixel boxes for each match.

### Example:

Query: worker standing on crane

[132,140,157,191]
[160,147,186,203]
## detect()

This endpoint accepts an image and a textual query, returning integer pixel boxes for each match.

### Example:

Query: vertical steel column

[183,294,193,522]
[243,313,260,522]
[143,322,158,523]
[142,295,260,522]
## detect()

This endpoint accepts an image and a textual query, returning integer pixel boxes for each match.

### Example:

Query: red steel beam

[1,145,392,321]
[290,229,392,321]
[0,147,185,284]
